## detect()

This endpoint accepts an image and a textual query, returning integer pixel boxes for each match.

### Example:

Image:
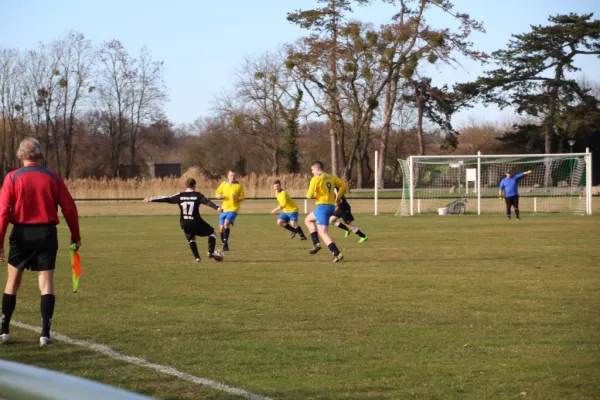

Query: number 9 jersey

[306,173,347,205]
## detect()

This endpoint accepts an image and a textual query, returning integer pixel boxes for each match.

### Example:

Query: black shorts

[334,202,354,224]
[182,220,215,241]
[505,195,519,209]
[8,224,58,271]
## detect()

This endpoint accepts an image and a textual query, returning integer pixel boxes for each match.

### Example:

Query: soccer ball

[214,249,224,259]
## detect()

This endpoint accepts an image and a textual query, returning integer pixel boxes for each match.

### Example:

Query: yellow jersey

[275,190,299,213]
[215,181,245,212]
[306,173,347,205]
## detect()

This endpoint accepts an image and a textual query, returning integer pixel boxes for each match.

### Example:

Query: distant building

[152,162,181,178]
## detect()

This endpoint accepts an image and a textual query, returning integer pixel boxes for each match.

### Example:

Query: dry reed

[66,166,313,199]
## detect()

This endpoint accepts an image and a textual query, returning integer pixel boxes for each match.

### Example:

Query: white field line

[11,320,272,400]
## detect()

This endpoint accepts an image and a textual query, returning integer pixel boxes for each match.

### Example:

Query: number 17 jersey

[149,191,219,227]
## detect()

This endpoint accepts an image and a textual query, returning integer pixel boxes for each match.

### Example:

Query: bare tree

[127,46,167,167]
[216,51,301,175]
[96,40,134,177]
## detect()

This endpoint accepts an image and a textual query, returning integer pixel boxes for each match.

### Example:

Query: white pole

[477,151,481,215]
[409,156,414,216]
[418,199,421,214]
[304,199,308,214]
[374,151,379,216]
[586,147,592,215]
[534,197,537,213]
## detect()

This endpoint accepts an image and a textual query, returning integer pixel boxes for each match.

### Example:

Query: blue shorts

[314,204,335,226]
[219,212,238,226]
[278,212,299,223]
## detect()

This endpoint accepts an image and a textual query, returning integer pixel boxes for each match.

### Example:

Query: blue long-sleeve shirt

[499,172,526,197]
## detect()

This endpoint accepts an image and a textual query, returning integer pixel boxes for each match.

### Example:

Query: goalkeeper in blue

[498,169,532,220]
[305,161,346,263]
[270,180,307,240]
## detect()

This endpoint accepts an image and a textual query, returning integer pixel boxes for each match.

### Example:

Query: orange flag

[69,243,82,293]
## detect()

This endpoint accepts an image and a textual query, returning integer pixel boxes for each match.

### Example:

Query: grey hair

[17,138,43,161]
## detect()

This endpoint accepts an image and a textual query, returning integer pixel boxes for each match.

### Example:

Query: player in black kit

[144,178,224,262]
[330,188,368,243]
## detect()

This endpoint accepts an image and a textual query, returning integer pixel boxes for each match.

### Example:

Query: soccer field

[1,213,600,399]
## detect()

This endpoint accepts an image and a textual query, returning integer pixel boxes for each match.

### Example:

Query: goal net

[396,152,592,216]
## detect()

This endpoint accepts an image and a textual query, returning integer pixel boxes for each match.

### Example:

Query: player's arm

[306,177,317,199]
[237,184,245,202]
[57,176,81,245]
[515,171,531,180]
[145,193,180,204]
[498,181,504,199]
[0,175,14,260]
[198,193,222,212]
[333,177,347,200]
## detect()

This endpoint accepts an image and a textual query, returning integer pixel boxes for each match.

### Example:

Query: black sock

[283,224,296,233]
[208,235,216,253]
[353,228,366,238]
[223,228,230,243]
[335,222,349,231]
[220,231,225,244]
[515,209,520,218]
[327,242,341,256]
[296,226,306,238]
[40,294,55,338]
[1,293,16,334]
[189,241,200,259]
[310,232,319,246]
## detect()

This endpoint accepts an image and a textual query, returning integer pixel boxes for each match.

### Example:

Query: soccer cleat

[345,230,351,238]
[300,236,308,241]
[507,216,511,220]
[222,243,229,252]
[208,252,223,262]
[0,333,10,344]
[516,217,521,221]
[358,236,368,243]
[333,253,344,263]
[194,258,201,263]
[39,336,53,347]
[309,243,322,254]
[291,231,297,239]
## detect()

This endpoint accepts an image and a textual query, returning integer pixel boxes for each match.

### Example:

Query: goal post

[396,150,592,216]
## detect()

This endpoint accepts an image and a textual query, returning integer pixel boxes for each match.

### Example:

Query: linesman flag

[69,243,82,293]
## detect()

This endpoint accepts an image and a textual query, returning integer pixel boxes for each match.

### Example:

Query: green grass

[2,214,600,399]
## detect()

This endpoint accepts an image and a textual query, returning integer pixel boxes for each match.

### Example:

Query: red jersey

[0,163,81,243]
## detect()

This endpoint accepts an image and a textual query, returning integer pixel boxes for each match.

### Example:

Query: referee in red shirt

[0,138,81,346]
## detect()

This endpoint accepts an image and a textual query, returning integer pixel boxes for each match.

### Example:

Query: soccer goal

[396,150,592,216]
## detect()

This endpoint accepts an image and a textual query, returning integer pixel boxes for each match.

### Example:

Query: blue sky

[1,0,599,127]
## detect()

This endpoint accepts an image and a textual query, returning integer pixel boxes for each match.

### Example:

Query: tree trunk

[378,69,400,189]
[416,84,425,156]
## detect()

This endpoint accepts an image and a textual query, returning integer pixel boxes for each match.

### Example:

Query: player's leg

[305,211,321,253]
[222,212,237,251]
[1,265,23,343]
[505,197,511,219]
[316,205,343,262]
[219,212,226,245]
[37,270,55,345]
[184,231,201,262]
[513,196,520,220]
[198,223,222,262]
[277,213,296,236]
[289,215,307,240]
[331,209,350,235]
[35,225,58,346]
[344,209,367,242]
